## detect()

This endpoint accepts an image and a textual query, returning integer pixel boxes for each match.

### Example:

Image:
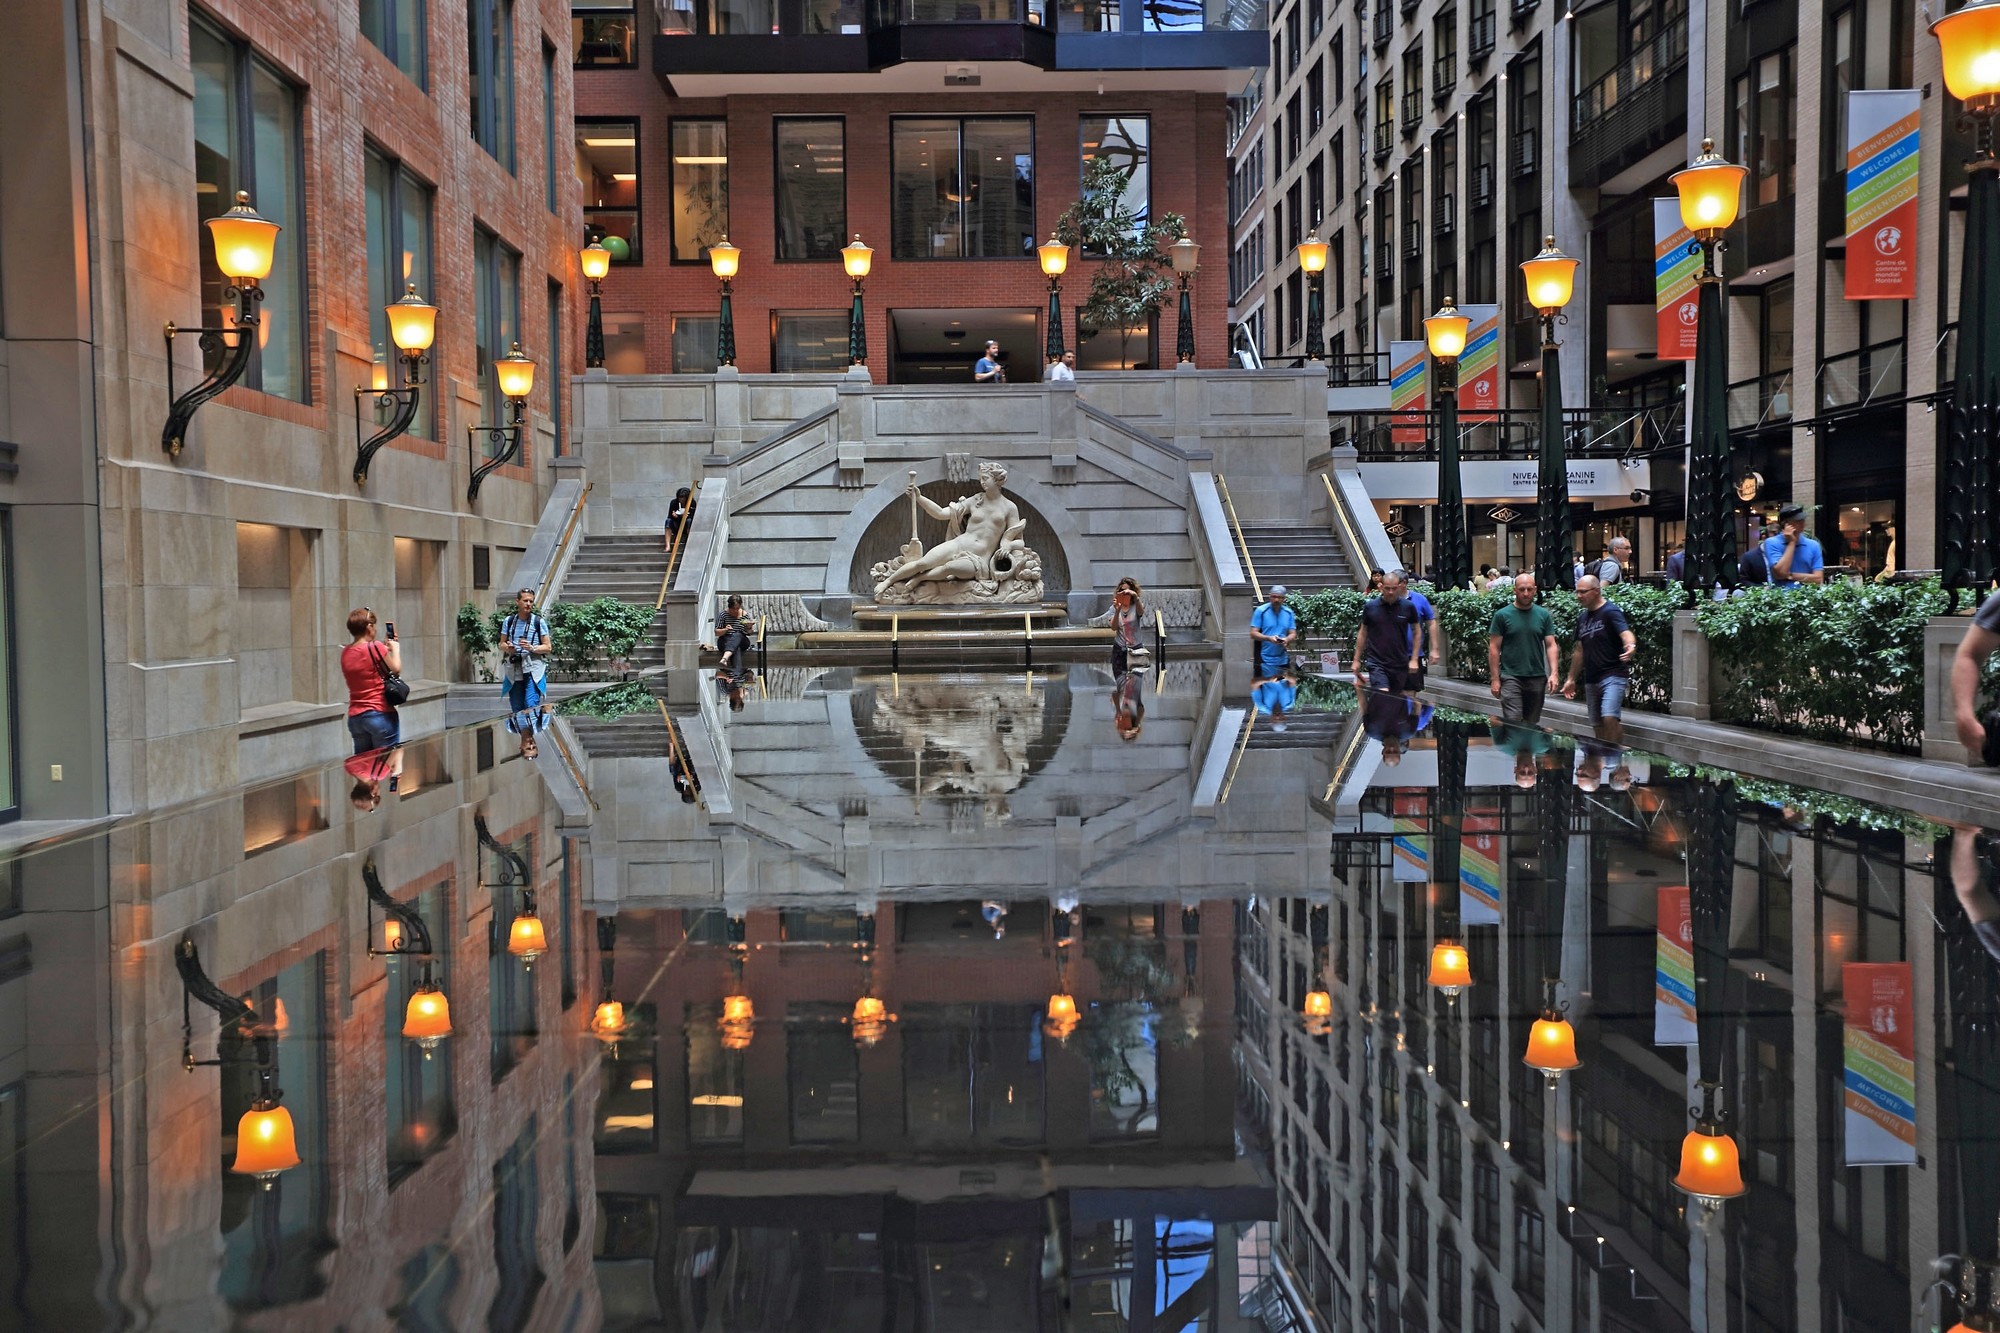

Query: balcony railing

[1403,220,1424,258]
[659,0,1266,36]
[1572,15,1689,132]
[1468,9,1494,56]
[1433,54,1457,99]
[1374,120,1393,158]
[1372,4,1392,45]
[1509,127,1538,178]
[1328,350,1391,385]
[1508,0,1537,21]
[1400,87,1422,131]
[1375,240,1394,275]
[1726,368,1793,432]
[1469,163,1494,207]
[1433,192,1455,233]
[1348,403,1683,461]
[1818,339,1905,414]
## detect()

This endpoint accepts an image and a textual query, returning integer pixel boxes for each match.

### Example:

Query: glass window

[775,119,846,261]
[773,312,848,371]
[547,282,564,453]
[604,312,647,373]
[789,1007,861,1143]
[469,0,516,170]
[1080,115,1149,249]
[1732,46,1795,207]
[489,1119,544,1330]
[361,0,428,84]
[473,228,523,438]
[686,1002,745,1142]
[573,2,638,65]
[902,1004,1045,1146]
[387,884,455,1182]
[485,831,536,1080]
[672,314,717,373]
[890,117,1034,260]
[191,17,308,402]
[596,1003,658,1152]
[578,120,641,262]
[364,149,436,438]
[671,120,729,263]
[542,42,558,212]
[0,514,12,821]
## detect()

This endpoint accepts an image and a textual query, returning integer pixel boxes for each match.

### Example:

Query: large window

[190,16,308,402]
[670,120,729,263]
[672,315,717,373]
[542,42,558,212]
[364,148,436,438]
[577,120,640,262]
[1733,46,1796,208]
[361,0,427,84]
[890,117,1035,260]
[774,119,846,261]
[387,884,455,1182]
[572,1,638,65]
[473,228,522,448]
[773,312,848,371]
[903,1004,1045,1146]
[1080,115,1149,250]
[469,0,516,170]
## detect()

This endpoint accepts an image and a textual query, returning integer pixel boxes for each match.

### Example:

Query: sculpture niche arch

[842,466,1073,604]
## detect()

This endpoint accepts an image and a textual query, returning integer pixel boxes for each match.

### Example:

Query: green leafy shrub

[547,597,655,679]
[1287,589,1367,645]
[556,680,655,721]
[456,601,506,682]
[1430,584,1679,710]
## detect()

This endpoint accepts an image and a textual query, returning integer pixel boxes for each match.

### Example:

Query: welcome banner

[1845,90,1920,301]
[1653,200,1700,362]
[1390,340,1428,445]
[1459,812,1502,926]
[1653,885,1697,1046]
[1456,304,1502,423]
[1842,962,1917,1165]
[1392,792,1427,882]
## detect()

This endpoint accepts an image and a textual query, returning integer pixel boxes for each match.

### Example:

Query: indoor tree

[1054,156,1188,370]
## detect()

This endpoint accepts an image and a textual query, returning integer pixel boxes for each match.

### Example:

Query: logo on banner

[1845,91,1920,301]
[1456,305,1502,424]
[1874,225,1903,255]
[1678,303,1699,326]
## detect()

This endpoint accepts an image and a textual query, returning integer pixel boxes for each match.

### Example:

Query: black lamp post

[1297,232,1329,361]
[842,234,873,368]
[708,236,740,368]
[163,191,282,457]
[580,240,610,369]
[354,283,439,486]
[1669,139,1748,599]
[1521,238,1580,594]
[1038,236,1069,365]
[1425,297,1472,591]
[1170,236,1201,366]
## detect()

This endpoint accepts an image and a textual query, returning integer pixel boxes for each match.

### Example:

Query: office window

[1308,0,1322,35]
[572,1,638,66]
[1332,31,1345,104]
[686,1003,745,1143]
[1307,155,1324,230]
[890,117,1035,260]
[671,120,729,263]
[542,43,558,212]
[190,15,308,402]
[602,313,646,372]
[1733,46,1796,207]
[548,281,564,453]
[361,0,427,84]
[1080,115,1150,248]
[1472,1152,1499,1252]
[1308,59,1324,131]
[387,884,455,1183]
[775,118,846,261]
[1513,1204,1546,1305]
[789,1007,861,1143]
[772,312,848,371]
[578,120,640,262]
[473,228,523,441]
[672,315,718,373]
[468,0,516,170]
[364,148,436,439]
[486,833,537,1081]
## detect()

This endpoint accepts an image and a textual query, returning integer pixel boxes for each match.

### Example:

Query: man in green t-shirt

[1488,573,1560,724]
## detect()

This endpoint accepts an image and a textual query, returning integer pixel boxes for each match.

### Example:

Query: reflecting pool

[2,665,1997,1331]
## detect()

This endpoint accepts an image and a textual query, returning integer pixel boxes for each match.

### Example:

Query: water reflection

[0,670,1996,1330]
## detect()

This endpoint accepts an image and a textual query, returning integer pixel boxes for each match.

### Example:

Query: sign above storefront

[1355,457,1653,502]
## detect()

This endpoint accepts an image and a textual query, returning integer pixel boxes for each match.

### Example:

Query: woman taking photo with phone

[1108,577,1148,675]
[341,607,403,754]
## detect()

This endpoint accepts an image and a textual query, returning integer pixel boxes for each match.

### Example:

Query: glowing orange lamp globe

[401,985,454,1051]
[207,191,282,283]
[1044,992,1080,1042]
[591,999,628,1042]
[1523,1015,1581,1084]
[1933,0,2000,107]
[1519,237,1578,315]
[1302,989,1333,1036]
[232,1102,301,1185]
[1427,941,1472,998]
[1673,1126,1746,1208]
[1670,139,1748,239]
[1424,298,1470,361]
[507,911,548,962]
[851,994,890,1046]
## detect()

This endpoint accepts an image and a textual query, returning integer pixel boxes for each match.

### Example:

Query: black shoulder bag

[371,643,410,708]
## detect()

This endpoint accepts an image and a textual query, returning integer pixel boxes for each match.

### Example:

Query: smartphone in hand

[385,621,397,640]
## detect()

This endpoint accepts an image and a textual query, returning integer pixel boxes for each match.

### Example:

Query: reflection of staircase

[1243,708,1349,750]
[562,536,673,650]
[1238,524,1355,594]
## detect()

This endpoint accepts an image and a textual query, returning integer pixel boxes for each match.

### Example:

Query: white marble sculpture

[869,461,1045,606]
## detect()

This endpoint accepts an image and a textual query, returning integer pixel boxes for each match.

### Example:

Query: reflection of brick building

[588,898,1271,1328]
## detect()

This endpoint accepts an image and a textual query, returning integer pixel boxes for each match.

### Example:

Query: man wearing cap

[1250,585,1298,677]
[1762,503,1825,589]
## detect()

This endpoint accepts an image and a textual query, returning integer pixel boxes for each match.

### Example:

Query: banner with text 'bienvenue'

[1456,304,1502,424]
[1844,90,1920,301]
[1842,962,1917,1166]
[1653,200,1700,362]
[1390,341,1428,446]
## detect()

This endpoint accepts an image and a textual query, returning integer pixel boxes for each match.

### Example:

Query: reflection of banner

[1653,885,1697,1046]
[1456,305,1501,423]
[1459,812,1502,925]
[1390,340,1428,445]
[1842,962,1917,1165]
[1392,791,1427,882]
[1654,200,1700,362]
[1844,90,1920,301]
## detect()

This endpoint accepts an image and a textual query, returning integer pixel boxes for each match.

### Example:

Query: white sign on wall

[1355,458,1651,503]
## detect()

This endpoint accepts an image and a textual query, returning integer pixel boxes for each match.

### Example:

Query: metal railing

[1215,474,1263,599]
[1434,192,1456,234]
[1817,339,1906,414]
[1372,3,1392,44]
[1343,403,1684,461]
[1725,368,1793,431]
[1433,53,1457,99]
[535,481,593,607]
[1328,350,1392,385]
[1510,127,1539,177]
[1374,120,1393,157]
[1469,163,1494,207]
[1401,87,1422,131]
[1468,9,1494,55]
[1402,220,1424,258]
[1571,16,1689,132]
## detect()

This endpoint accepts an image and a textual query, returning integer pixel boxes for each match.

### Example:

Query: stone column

[1669,609,1713,720]
[1921,614,1976,763]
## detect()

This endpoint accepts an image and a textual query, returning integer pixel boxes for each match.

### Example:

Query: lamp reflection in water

[1301,988,1333,1038]
[718,953,756,1050]
[1522,977,1581,1086]
[1427,938,1472,1001]
[508,892,548,965]
[1044,944,1080,1043]
[177,938,302,1189]
[590,919,631,1049]
[1674,1079,1747,1217]
[402,976,453,1054]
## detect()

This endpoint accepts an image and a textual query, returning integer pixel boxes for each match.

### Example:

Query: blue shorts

[1587,676,1628,725]
[348,709,400,755]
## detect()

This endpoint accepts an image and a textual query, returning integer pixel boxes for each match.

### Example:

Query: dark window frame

[669,118,730,266]
[773,116,849,263]
[578,116,643,264]
[363,143,439,439]
[472,225,525,448]
[542,41,559,212]
[361,0,429,86]
[887,114,1038,262]
[572,1,640,69]
[469,0,517,172]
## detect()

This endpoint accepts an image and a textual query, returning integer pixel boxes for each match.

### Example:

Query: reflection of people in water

[669,749,701,804]
[1251,672,1297,732]
[981,900,1008,940]
[714,665,754,712]
[1360,684,1431,766]
[1950,824,2000,962]
[1490,720,1556,789]
[345,744,403,811]
[1113,670,1145,741]
[506,704,551,758]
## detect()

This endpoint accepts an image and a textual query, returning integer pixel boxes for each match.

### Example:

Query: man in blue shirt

[1251,584,1298,676]
[1405,577,1436,690]
[973,340,1005,383]
[1762,503,1825,589]
[1351,570,1421,693]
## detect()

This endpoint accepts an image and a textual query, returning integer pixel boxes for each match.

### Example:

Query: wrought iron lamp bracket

[353,352,428,486]
[362,860,435,956]
[466,398,526,503]
[162,284,264,458]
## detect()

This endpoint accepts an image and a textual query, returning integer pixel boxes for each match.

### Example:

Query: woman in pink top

[341,607,403,754]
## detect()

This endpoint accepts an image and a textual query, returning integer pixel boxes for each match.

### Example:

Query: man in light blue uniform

[1762,503,1825,590]
[1250,584,1298,676]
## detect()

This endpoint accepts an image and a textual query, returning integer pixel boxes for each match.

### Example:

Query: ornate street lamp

[1669,139,1748,598]
[1039,236,1070,364]
[176,938,301,1188]
[841,234,873,368]
[1934,0,2000,605]
[1520,238,1580,594]
[1521,976,1581,1086]
[1673,1079,1747,1215]
[466,343,536,502]
[353,283,439,486]
[1426,935,1472,1002]
[708,236,740,369]
[580,239,611,369]
[1425,296,1473,590]
[162,191,283,457]
[363,862,453,1054]
[1170,236,1201,366]
[1296,232,1330,361]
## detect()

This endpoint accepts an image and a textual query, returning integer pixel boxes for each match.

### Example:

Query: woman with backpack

[341,607,405,754]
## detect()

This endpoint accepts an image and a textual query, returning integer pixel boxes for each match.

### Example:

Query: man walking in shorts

[1562,574,1637,743]
[1351,569,1421,693]
[1487,572,1559,723]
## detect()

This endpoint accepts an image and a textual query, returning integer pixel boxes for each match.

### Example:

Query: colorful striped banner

[1392,792,1427,882]
[1842,962,1917,1165]
[1390,340,1428,446]
[1653,200,1700,362]
[1456,304,1501,423]
[1844,90,1920,301]
[1653,885,1697,1046]
[1459,812,1501,926]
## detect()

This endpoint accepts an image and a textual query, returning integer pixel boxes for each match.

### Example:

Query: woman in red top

[341,607,403,755]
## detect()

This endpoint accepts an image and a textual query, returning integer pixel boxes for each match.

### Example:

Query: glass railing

[1818,339,1905,413]
[661,0,1261,30]
[1572,15,1688,132]
[1726,369,1793,431]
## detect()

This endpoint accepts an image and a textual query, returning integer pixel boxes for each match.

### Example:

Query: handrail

[656,697,706,813]
[1217,709,1257,804]
[535,480,592,607]
[544,717,599,812]
[1215,475,1263,600]
[657,501,692,610]
[1322,473,1369,585]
